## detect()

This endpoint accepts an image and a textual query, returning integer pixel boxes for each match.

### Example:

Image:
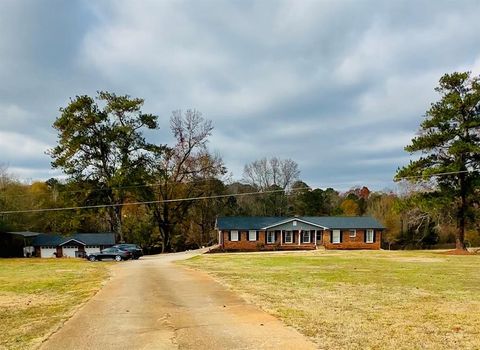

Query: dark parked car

[113,244,143,259]
[86,247,131,262]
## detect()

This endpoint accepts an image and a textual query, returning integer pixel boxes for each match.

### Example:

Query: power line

[0,188,298,215]
[1,169,478,214]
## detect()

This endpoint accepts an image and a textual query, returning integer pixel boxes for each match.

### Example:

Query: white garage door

[62,246,79,258]
[40,247,57,258]
[85,246,101,255]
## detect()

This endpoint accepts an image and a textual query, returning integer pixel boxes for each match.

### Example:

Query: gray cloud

[1,0,480,190]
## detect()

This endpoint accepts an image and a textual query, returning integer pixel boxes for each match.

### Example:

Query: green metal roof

[32,233,115,246]
[217,216,385,230]
[216,217,284,230]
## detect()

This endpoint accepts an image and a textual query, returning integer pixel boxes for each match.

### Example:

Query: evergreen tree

[396,72,480,250]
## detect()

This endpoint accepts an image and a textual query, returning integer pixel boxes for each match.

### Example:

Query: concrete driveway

[40,250,316,350]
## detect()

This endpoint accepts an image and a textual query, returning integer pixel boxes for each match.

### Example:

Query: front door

[316,230,323,245]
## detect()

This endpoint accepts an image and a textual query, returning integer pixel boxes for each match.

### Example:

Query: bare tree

[243,157,300,191]
[0,164,12,190]
[242,157,300,215]
[140,110,225,252]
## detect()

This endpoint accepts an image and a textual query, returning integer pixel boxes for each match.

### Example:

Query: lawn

[0,258,110,350]
[181,250,480,350]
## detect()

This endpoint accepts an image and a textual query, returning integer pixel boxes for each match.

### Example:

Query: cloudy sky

[1,0,480,191]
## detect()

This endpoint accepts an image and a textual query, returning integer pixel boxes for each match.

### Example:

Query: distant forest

[1,166,479,252]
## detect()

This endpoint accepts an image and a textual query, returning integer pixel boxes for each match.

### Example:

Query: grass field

[181,250,480,349]
[0,258,110,350]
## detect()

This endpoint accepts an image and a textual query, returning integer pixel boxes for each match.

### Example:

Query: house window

[285,231,293,243]
[302,230,311,243]
[349,229,356,238]
[366,229,374,243]
[316,230,323,241]
[230,230,239,241]
[248,230,257,241]
[267,231,275,244]
[293,220,297,226]
[332,230,341,244]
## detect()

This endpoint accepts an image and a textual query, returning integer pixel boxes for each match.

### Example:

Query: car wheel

[114,255,122,262]
[89,256,96,262]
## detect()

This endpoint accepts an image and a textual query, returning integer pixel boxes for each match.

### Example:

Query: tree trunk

[160,225,171,253]
[113,206,124,243]
[456,172,467,250]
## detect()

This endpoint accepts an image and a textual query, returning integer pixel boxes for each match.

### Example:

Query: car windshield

[117,244,139,249]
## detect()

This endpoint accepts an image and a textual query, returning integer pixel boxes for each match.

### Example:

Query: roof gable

[263,218,327,230]
[59,238,86,246]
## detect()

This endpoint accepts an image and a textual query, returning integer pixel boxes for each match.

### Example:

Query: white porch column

[315,230,317,246]
[280,230,283,246]
[298,230,301,245]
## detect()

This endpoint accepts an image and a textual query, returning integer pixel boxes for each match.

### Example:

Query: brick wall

[221,229,381,251]
[323,229,381,250]
[221,230,316,251]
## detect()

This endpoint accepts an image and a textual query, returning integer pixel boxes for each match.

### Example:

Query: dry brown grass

[181,250,480,349]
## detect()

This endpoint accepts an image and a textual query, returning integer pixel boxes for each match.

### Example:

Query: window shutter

[373,231,376,242]
[364,230,367,243]
[256,231,259,241]
[330,231,333,243]
[228,231,231,241]
[339,231,343,243]
[282,232,285,243]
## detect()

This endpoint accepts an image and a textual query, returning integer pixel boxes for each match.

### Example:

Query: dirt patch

[441,249,476,255]
[391,257,445,263]
[0,293,51,310]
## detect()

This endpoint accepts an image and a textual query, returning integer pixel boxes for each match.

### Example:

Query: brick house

[216,216,384,251]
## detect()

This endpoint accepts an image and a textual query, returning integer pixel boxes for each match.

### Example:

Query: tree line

[1,167,479,252]
[0,71,479,252]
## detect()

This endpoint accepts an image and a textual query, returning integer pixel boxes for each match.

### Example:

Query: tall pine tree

[396,72,480,250]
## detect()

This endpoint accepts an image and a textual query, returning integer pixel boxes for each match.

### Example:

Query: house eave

[262,217,329,230]
[58,238,86,246]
